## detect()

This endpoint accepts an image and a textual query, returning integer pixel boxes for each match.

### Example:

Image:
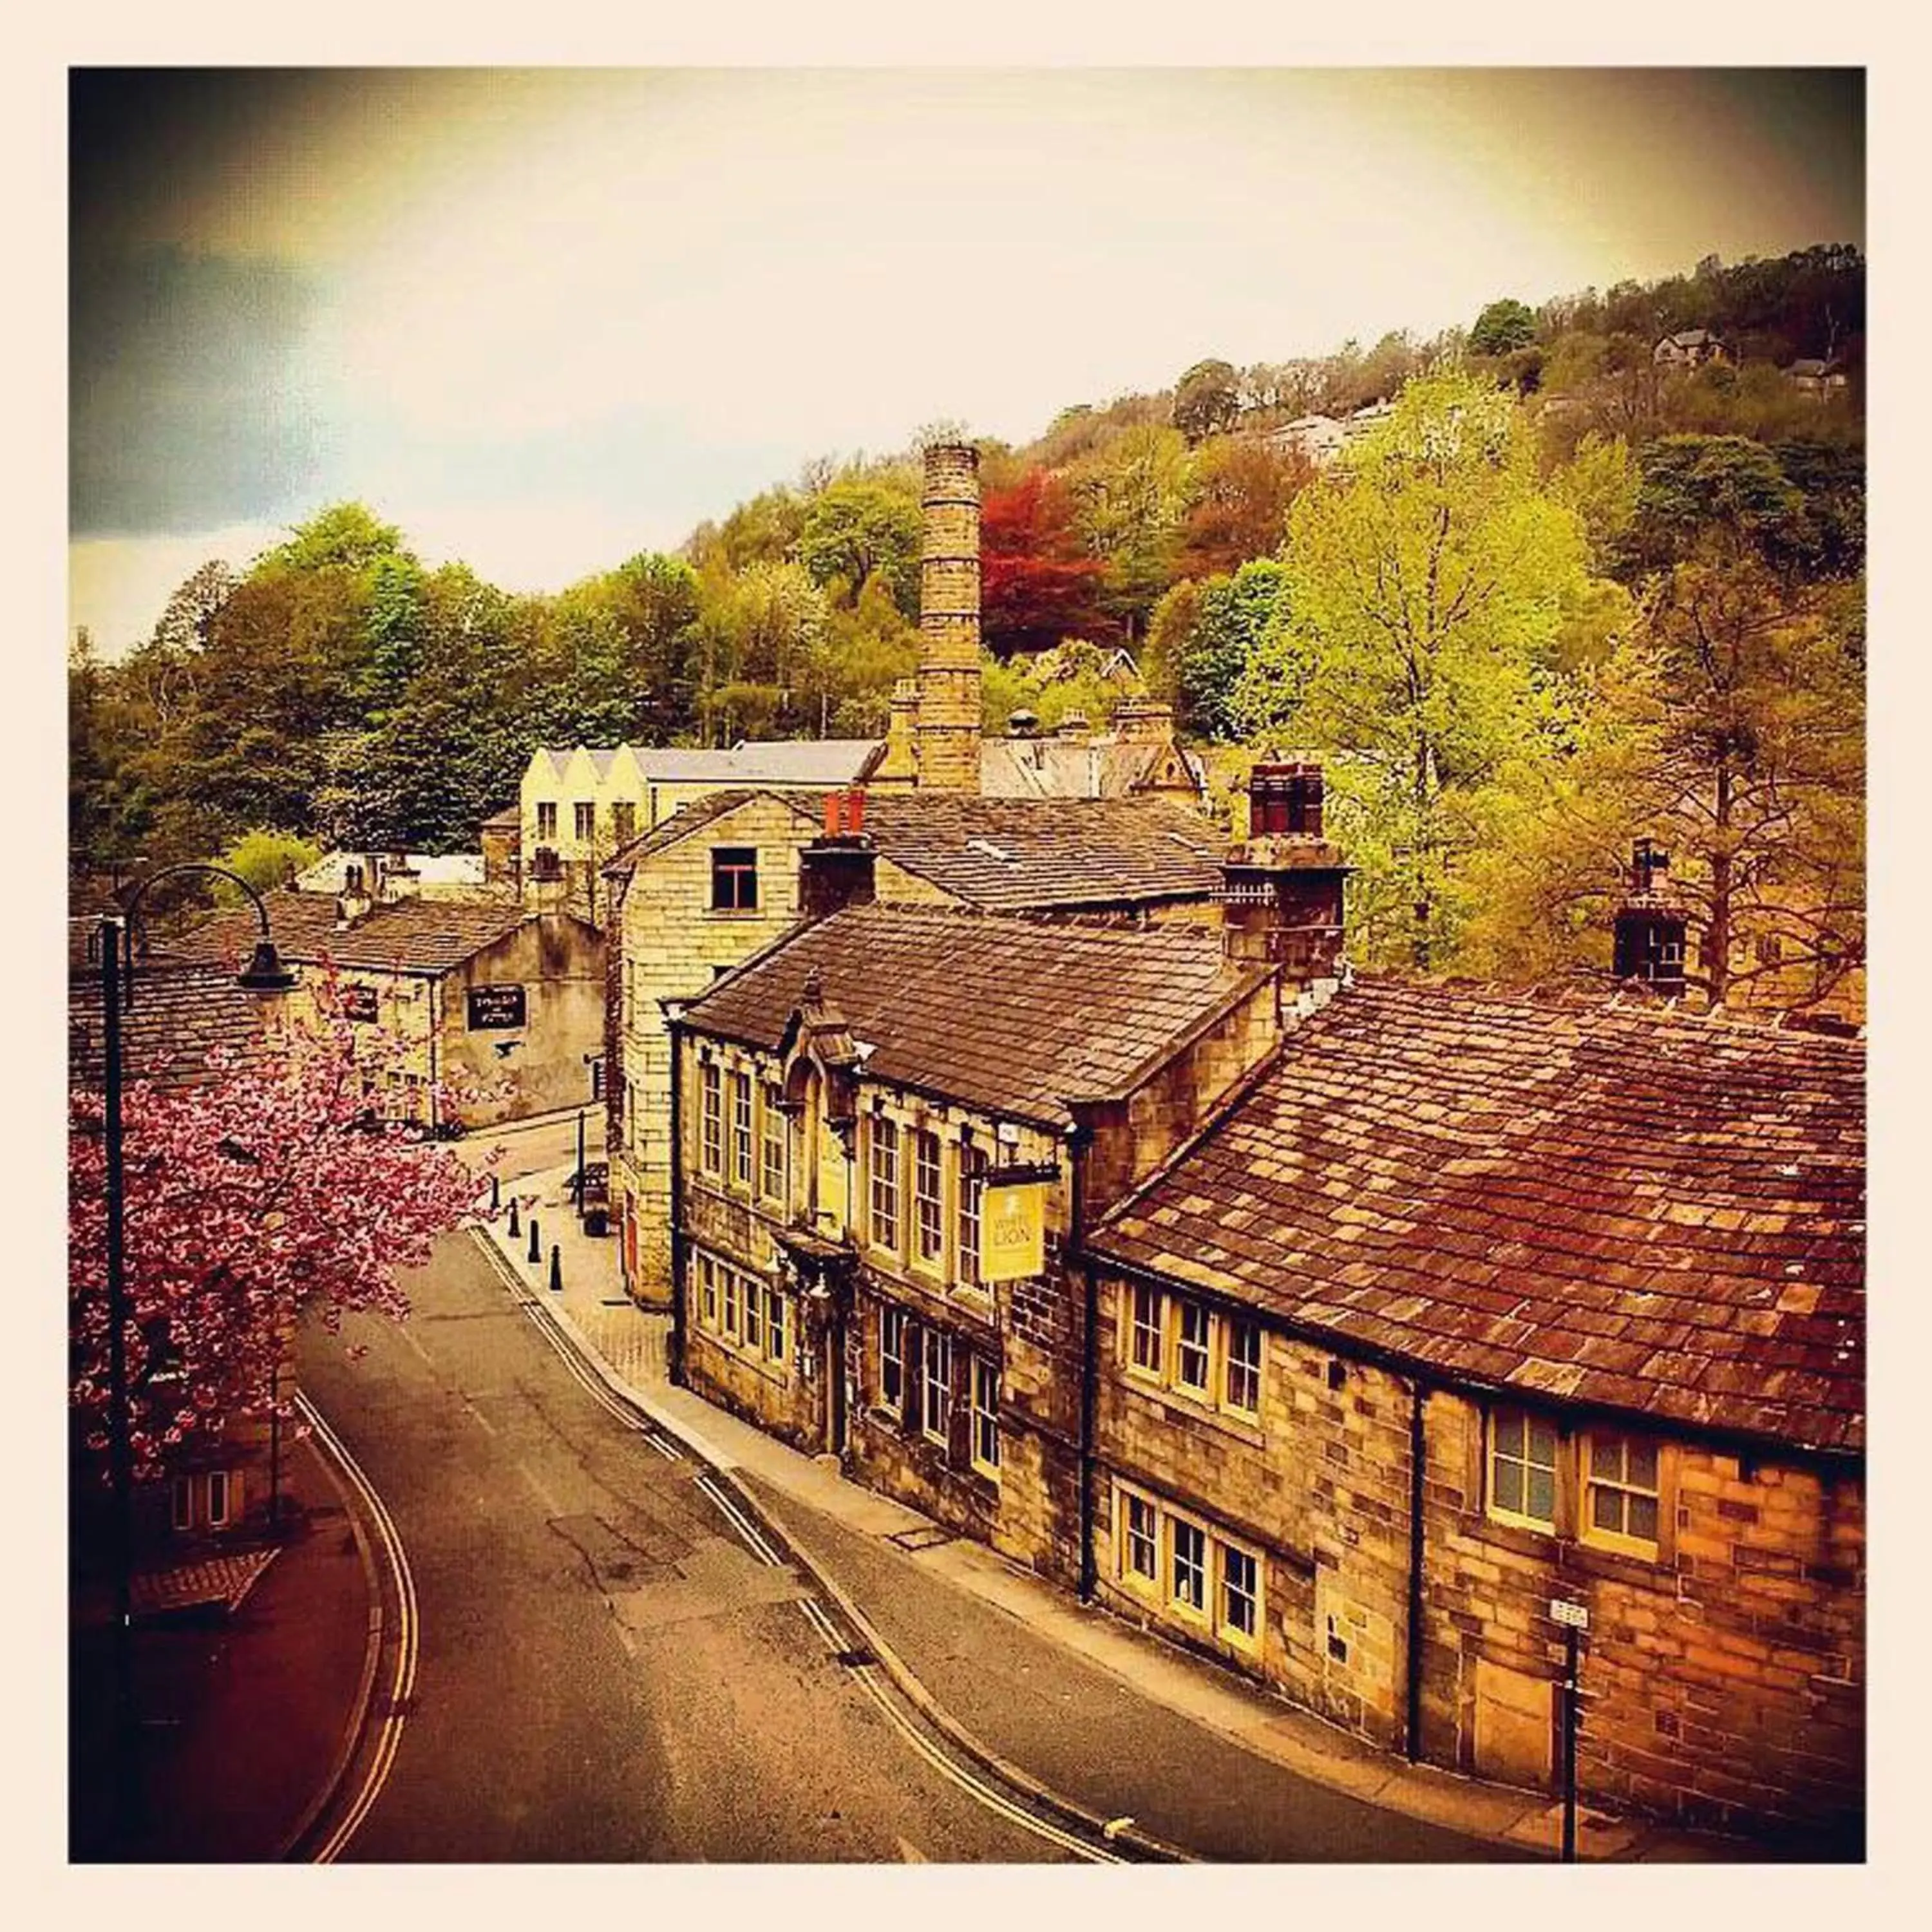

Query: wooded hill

[70,243,1864,1006]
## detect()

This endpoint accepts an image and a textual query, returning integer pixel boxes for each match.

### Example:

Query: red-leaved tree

[69,1008,488,1481]
[981,469,1113,657]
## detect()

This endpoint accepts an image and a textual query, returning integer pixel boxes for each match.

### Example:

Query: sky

[68,66,1865,657]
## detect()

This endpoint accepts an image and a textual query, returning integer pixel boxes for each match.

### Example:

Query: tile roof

[166,894,536,976]
[859,794,1221,910]
[683,903,1265,1130]
[70,961,279,1091]
[1090,976,1866,1457]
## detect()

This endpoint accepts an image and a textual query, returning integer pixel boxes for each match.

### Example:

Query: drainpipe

[1070,1118,1098,1603]
[1406,1378,1428,1762]
[665,1003,687,1387]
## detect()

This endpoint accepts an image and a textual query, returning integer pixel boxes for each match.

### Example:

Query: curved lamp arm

[110,861,296,1005]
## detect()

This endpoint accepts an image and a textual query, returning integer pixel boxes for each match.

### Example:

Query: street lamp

[92,862,294,1848]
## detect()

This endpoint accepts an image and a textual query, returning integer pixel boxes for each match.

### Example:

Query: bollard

[528,1216,541,1264]
[549,1244,563,1293]
[490,1174,501,1214]
[507,1198,520,1238]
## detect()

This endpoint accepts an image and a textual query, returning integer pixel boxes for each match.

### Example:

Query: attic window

[966,838,1014,864]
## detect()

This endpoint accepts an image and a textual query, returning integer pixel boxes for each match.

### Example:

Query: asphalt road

[297,1230,1095,1862]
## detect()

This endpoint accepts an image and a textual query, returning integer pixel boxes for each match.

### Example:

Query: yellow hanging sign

[981,1179,1046,1283]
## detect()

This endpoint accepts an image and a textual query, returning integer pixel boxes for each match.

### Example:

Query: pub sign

[467,983,527,1030]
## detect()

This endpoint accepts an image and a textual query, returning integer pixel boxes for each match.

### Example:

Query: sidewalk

[482,1162,1743,1863]
[69,1433,376,1862]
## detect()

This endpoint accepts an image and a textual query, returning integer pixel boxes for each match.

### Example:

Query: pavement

[476,1157,1747,1863]
[69,1431,376,1862]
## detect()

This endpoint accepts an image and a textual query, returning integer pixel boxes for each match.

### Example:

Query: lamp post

[93,862,294,1848]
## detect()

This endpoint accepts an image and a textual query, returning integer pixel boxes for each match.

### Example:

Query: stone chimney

[915,442,982,793]
[1613,839,1688,998]
[871,677,920,791]
[335,860,373,929]
[372,851,422,905]
[799,790,878,922]
[1218,759,1349,985]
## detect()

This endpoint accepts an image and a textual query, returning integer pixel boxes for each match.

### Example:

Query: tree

[795,475,923,619]
[1151,562,1293,742]
[215,829,325,897]
[1177,435,1310,580]
[1623,434,1806,576]
[68,1008,484,1481]
[1470,298,1537,357]
[980,469,1112,656]
[1234,370,1599,967]
[1068,426,1194,645]
[1171,359,1242,442]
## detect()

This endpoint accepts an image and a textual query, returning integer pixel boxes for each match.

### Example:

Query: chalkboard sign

[340,984,379,1023]
[467,983,527,1030]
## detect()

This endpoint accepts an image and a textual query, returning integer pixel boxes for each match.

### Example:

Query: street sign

[1550,1598,1590,1631]
[468,983,527,1030]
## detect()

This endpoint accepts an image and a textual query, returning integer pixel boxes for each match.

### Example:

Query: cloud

[70,245,330,535]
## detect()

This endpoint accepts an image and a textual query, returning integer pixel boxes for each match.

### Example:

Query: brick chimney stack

[1219,759,1349,984]
[915,442,982,793]
[1613,839,1688,998]
[799,790,878,921]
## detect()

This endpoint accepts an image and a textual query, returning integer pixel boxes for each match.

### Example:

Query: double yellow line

[298,1390,420,1864]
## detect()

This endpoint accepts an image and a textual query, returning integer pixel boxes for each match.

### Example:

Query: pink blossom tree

[69,998,491,1481]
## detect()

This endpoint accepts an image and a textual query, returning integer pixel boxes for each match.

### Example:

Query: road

[296,1227,1101,1862]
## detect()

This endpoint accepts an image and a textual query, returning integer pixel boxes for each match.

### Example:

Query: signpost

[1549,1598,1589,1861]
[340,983,379,1023]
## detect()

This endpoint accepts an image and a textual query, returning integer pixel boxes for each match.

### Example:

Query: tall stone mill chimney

[915,441,983,793]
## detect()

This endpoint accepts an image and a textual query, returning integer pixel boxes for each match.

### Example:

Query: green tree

[1470,298,1537,357]
[214,828,325,896]
[1067,425,1194,645]
[1171,359,1242,442]
[1152,562,1293,743]
[795,475,923,619]
[1233,370,1598,967]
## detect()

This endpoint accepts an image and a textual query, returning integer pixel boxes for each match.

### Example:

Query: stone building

[173,891,605,1130]
[602,785,1230,1302]
[653,759,1866,1846]
[669,896,1289,1578]
[1086,980,1864,1846]
[511,738,883,923]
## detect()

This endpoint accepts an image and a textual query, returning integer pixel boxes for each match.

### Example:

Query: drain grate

[833,1645,875,1669]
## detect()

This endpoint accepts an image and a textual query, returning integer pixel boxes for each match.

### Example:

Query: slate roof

[70,961,279,1091]
[644,739,883,785]
[682,903,1267,1130]
[167,895,535,977]
[978,735,1208,804]
[602,790,821,882]
[293,851,486,893]
[603,790,1222,912]
[859,794,1220,910]
[1090,976,1866,1457]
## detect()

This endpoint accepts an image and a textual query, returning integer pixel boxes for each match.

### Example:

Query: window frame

[1170,1517,1209,1620]
[879,1306,906,1412]
[1580,1428,1663,1558]
[1122,1493,1159,1584]
[869,1113,901,1254]
[1174,1300,1212,1396]
[920,1329,953,1448]
[710,845,759,913]
[611,800,636,846]
[1487,1403,1561,1535]
[759,1083,788,1206]
[1224,1317,1262,1417]
[699,1060,723,1175]
[1114,1482,1264,1653]
[699,1253,719,1330]
[1220,1543,1260,1650]
[969,1356,1001,1479]
[536,800,558,842]
[205,1469,234,1530]
[171,1475,195,1533]
[913,1128,945,1273]
[574,800,596,842]
[765,1286,787,1365]
[1128,1283,1165,1379]
[956,1141,985,1291]
[730,1070,754,1191]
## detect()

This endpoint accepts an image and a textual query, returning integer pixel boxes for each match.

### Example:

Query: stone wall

[1088,1267,1866,1844]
